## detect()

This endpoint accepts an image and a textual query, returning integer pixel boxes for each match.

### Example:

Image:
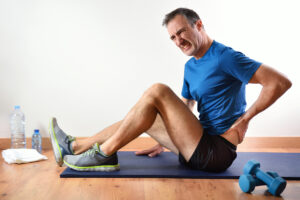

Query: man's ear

[195,20,203,31]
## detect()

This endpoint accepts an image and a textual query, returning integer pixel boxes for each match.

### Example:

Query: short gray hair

[162,8,201,27]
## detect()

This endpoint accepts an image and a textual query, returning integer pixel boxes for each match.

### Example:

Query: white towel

[2,148,48,164]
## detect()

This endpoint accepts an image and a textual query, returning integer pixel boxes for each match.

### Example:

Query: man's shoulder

[213,41,234,56]
[214,41,245,63]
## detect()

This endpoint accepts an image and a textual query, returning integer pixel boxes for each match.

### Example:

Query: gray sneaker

[49,117,75,166]
[63,143,120,171]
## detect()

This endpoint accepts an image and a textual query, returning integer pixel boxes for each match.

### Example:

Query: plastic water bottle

[10,105,26,148]
[32,129,42,153]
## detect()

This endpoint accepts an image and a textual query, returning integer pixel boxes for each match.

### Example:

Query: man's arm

[244,64,292,120]
[226,64,292,143]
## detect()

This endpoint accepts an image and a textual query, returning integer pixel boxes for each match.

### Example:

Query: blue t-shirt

[181,40,261,135]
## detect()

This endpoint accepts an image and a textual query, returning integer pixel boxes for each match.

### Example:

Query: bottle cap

[34,129,39,133]
[14,105,20,109]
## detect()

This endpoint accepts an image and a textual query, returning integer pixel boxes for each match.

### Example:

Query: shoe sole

[63,160,120,172]
[49,118,63,166]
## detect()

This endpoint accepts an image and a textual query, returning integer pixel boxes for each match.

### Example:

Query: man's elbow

[277,76,292,94]
[281,77,292,91]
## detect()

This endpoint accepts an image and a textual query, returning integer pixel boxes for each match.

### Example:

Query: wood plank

[0,137,300,200]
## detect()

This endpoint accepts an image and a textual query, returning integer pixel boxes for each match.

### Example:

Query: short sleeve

[221,48,262,83]
[181,63,193,99]
[181,77,192,99]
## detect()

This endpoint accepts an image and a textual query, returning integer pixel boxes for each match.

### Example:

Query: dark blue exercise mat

[60,152,300,180]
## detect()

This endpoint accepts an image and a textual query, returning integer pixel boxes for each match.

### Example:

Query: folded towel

[2,149,48,164]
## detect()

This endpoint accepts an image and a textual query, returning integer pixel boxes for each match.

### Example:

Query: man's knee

[144,83,172,100]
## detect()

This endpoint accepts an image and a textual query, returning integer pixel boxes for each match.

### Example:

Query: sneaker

[63,143,120,171]
[49,117,75,166]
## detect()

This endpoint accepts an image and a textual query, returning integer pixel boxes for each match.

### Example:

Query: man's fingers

[149,149,160,157]
[148,147,164,157]
[135,147,156,155]
[135,144,163,157]
[135,150,151,155]
[149,151,158,157]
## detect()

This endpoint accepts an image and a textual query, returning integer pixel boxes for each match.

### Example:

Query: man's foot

[49,117,75,166]
[63,143,120,171]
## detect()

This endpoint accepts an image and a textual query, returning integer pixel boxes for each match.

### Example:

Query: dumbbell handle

[255,172,278,186]
[254,169,274,186]
[255,177,265,186]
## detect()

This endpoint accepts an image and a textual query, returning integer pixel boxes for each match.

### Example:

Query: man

[49,8,291,172]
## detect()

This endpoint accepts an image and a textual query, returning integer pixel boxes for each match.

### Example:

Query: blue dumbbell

[242,160,286,196]
[239,171,279,193]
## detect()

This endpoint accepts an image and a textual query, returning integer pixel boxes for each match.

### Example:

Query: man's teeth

[183,44,190,50]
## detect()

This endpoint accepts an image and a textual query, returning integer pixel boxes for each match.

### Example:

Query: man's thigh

[151,84,204,161]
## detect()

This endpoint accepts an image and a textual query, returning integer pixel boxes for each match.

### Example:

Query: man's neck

[194,35,213,60]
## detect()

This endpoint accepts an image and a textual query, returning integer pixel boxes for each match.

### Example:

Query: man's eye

[179,30,185,35]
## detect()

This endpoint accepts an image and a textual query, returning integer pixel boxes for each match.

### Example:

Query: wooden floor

[0,137,300,200]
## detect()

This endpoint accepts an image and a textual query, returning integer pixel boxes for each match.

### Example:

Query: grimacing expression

[167,15,202,57]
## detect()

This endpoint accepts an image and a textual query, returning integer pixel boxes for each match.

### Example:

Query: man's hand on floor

[135,144,164,157]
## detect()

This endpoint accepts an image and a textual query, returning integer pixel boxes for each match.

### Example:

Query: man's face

[167,15,202,57]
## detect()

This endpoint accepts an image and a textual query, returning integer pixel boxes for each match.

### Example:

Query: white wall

[0,0,299,138]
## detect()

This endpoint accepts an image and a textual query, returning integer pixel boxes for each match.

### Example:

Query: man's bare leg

[73,115,178,155]
[72,121,122,154]
[99,83,203,161]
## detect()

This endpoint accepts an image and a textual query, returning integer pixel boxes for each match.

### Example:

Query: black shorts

[179,131,237,172]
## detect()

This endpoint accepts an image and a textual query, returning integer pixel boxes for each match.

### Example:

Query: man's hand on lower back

[227,115,250,143]
[135,144,164,157]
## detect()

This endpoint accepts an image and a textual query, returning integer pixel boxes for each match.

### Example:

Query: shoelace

[64,135,75,144]
[82,145,99,156]
[82,148,98,157]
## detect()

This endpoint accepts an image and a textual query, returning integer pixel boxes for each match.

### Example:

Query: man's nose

[175,36,183,47]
